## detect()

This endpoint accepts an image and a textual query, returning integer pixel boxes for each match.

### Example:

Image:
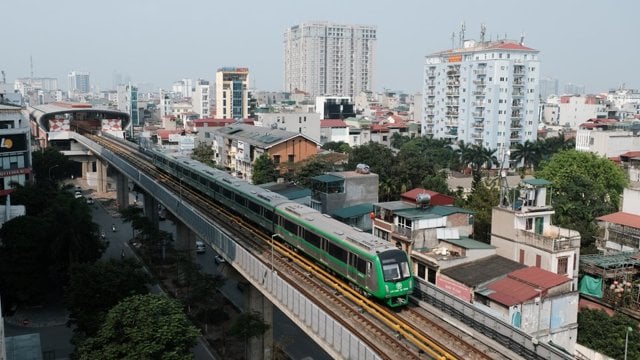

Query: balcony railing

[516,227,581,252]
[512,91,525,97]
[473,101,485,107]
[395,226,412,238]
[510,122,522,129]
[446,91,460,96]
[473,90,485,96]
[472,111,484,117]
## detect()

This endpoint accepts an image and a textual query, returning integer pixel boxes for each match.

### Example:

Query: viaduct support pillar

[175,221,196,258]
[143,194,159,228]
[247,285,274,360]
[115,172,128,211]
[96,159,108,193]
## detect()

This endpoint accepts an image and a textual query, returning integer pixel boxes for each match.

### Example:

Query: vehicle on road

[214,254,226,264]
[74,191,83,199]
[86,197,94,204]
[196,240,206,254]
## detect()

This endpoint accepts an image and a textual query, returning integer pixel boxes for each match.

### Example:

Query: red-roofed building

[597,186,640,253]
[320,119,349,145]
[401,188,455,206]
[477,266,577,352]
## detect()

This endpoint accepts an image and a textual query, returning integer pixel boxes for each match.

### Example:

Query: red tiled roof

[156,129,184,140]
[486,42,536,52]
[488,277,539,306]
[598,211,640,229]
[620,151,640,159]
[321,119,348,128]
[401,188,455,205]
[508,267,571,289]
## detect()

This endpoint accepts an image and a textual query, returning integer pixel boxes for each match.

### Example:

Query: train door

[347,253,358,282]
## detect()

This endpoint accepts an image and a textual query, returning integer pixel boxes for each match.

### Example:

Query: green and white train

[147,149,413,307]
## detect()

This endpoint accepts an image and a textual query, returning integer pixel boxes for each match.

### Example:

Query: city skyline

[2,0,638,94]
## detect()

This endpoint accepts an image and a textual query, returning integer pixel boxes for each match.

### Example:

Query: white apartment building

[557,95,607,129]
[192,79,210,118]
[160,93,173,118]
[172,78,192,98]
[575,121,640,157]
[284,22,376,99]
[423,39,540,156]
[255,112,321,143]
[215,67,249,119]
[68,71,90,96]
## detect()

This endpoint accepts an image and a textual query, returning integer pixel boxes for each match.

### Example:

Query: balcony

[475,69,486,76]
[472,111,484,117]
[511,114,522,120]
[471,132,483,139]
[446,69,460,76]
[513,81,525,87]
[446,111,459,117]
[472,90,485,96]
[510,133,521,140]
[473,80,486,86]
[510,122,522,129]
[426,70,436,77]
[395,226,412,238]
[425,90,435,96]
[445,102,459,106]
[511,102,523,109]
[447,80,460,86]
[425,100,435,107]
[425,110,434,116]
[516,227,581,252]
[446,91,460,96]
[512,91,525,97]
[425,80,435,87]
[473,101,485,107]
[473,122,484,128]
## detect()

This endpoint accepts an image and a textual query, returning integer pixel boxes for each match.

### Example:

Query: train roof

[158,150,291,207]
[276,202,396,255]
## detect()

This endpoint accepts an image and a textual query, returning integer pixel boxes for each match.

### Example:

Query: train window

[210,182,219,192]
[303,229,321,248]
[247,200,260,214]
[264,209,274,222]
[356,258,368,274]
[191,171,198,180]
[222,187,233,199]
[328,242,347,263]
[235,194,247,207]
[200,177,207,185]
[283,218,298,235]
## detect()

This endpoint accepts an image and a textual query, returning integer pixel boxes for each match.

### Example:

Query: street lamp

[48,164,59,180]
[625,326,633,360]
[270,234,278,274]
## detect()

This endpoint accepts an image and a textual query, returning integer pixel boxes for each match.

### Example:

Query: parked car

[195,240,206,254]
[74,191,83,199]
[214,254,226,264]
[86,197,94,204]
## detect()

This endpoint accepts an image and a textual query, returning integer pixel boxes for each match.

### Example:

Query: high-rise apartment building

[68,71,90,95]
[423,39,540,155]
[215,67,249,119]
[192,79,210,118]
[284,22,376,99]
[117,84,139,130]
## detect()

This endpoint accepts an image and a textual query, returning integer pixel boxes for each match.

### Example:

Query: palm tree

[510,140,537,171]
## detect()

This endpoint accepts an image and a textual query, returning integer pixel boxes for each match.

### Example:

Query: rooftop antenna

[459,22,466,47]
[480,24,487,44]
[30,55,34,78]
[451,31,456,49]
[498,146,511,208]
[520,32,525,45]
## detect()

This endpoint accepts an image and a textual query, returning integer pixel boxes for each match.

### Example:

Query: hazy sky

[3,0,638,94]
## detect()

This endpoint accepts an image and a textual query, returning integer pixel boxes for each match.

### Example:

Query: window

[288,154,294,163]
[519,249,525,264]
[526,218,533,230]
[557,256,568,275]
[303,229,321,248]
[282,218,299,235]
[417,263,426,279]
[536,255,541,268]
[273,155,280,164]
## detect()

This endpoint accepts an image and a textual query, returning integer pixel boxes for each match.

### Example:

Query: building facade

[284,22,376,99]
[116,84,139,128]
[491,179,581,290]
[67,71,90,96]
[255,112,321,143]
[0,102,32,198]
[215,67,249,119]
[423,39,540,156]
[192,79,211,118]
[557,94,607,129]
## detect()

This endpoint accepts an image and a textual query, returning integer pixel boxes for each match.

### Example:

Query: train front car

[375,248,413,307]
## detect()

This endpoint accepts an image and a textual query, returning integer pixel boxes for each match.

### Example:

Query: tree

[32,147,75,184]
[577,309,639,360]
[510,140,537,171]
[421,171,451,195]
[347,142,396,182]
[251,153,279,185]
[78,294,199,360]
[390,133,411,150]
[321,141,351,153]
[228,311,270,359]
[290,157,334,187]
[65,259,153,337]
[536,150,627,250]
[190,143,216,167]
[464,179,499,243]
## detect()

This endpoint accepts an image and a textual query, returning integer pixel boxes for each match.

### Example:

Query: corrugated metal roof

[441,238,495,250]
[440,255,526,287]
[487,277,539,306]
[394,205,472,220]
[331,203,373,220]
[311,174,343,183]
[522,178,552,186]
[508,267,570,289]
[597,211,640,229]
[580,252,640,269]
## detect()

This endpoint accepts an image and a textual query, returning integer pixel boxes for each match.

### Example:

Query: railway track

[89,134,505,359]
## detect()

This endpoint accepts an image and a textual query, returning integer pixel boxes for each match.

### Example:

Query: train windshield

[379,249,411,282]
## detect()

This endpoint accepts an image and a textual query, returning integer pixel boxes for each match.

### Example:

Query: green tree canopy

[536,150,627,250]
[464,179,499,243]
[190,143,216,167]
[321,141,351,153]
[347,142,396,182]
[577,309,639,360]
[32,147,75,184]
[78,294,199,360]
[65,259,153,337]
[251,153,279,185]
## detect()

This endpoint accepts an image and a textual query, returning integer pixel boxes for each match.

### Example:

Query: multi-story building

[255,111,321,143]
[284,22,376,99]
[557,94,607,129]
[211,123,318,182]
[215,67,249,119]
[423,39,540,156]
[491,178,581,290]
[116,84,139,129]
[538,77,559,100]
[315,96,355,120]
[597,185,640,253]
[67,71,90,96]
[172,78,192,98]
[0,98,32,200]
[575,119,640,157]
[192,79,210,118]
